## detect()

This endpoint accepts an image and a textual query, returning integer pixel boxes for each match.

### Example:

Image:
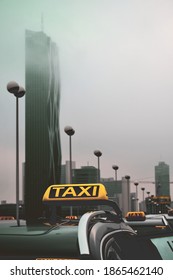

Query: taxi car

[124,211,173,259]
[0,184,173,260]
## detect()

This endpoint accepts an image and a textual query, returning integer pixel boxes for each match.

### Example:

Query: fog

[0,0,173,202]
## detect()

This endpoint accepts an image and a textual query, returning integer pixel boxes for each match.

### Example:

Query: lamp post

[64,126,75,216]
[112,165,119,181]
[141,187,145,211]
[134,181,139,211]
[64,126,75,184]
[94,150,102,182]
[131,196,135,211]
[147,191,150,197]
[7,81,25,227]
[141,187,145,202]
[125,175,131,211]
[112,165,119,203]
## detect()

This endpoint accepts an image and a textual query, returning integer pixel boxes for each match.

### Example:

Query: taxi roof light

[42,184,108,202]
[65,216,78,220]
[0,216,15,221]
[42,183,123,218]
[125,211,146,221]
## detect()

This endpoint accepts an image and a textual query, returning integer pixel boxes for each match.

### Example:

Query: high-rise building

[101,178,122,206]
[155,161,170,196]
[73,166,97,184]
[61,161,76,184]
[25,30,61,224]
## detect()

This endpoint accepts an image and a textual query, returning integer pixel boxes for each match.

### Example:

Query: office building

[25,30,61,224]
[101,178,121,205]
[73,166,97,184]
[155,161,170,196]
[61,161,76,184]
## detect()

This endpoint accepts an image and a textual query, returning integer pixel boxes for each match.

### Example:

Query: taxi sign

[125,211,146,221]
[0,216,15,221]
[42,184,108,202]
[65,216,78,220]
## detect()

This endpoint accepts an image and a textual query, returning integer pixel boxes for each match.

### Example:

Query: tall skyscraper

[155,161,170,196]
[25,30,61,224]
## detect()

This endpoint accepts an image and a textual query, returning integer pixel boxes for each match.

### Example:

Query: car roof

[0,219,78,236]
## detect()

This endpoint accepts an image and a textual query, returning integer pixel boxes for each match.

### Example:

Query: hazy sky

[1,0,173,202]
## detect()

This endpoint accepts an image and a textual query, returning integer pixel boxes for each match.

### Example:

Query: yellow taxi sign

[125,211,146,221]
[42,184,108,202]
[65,216,78,220]
[0,216,15,221]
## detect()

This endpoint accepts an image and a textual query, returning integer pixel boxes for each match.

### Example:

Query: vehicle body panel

[0,221,79,259]
[1,184,173,260]
[151,236,173,260]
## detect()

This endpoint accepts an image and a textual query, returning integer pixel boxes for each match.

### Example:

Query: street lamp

[134,181,139,211]
[125,175,130,180]
[64,126,75,216]
[141,187,145,211]
[94,150,102,182]
[125,175,131,211]
[147,191,150,197]
[64,126,75,184]
[112,165,119,181]
[7,81,25,227]
[141,187,145,202]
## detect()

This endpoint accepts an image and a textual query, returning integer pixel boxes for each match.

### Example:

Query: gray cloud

[0,0,173,202]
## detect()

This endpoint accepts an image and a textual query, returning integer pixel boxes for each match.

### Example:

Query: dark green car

[0,184,173,260]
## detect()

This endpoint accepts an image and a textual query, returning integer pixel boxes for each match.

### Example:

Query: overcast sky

[0,0,173,202]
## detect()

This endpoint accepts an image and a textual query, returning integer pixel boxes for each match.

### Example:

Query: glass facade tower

[25,30,61,224]
[155,161,170,196]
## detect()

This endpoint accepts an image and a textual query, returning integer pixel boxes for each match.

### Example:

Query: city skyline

[0,158,171,204]
[1,0,173,202]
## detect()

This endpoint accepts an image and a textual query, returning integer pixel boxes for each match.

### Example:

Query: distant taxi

[0,216,15,221]
[124,211,173,259]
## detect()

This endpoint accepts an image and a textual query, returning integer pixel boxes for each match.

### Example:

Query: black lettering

[65,266,71,275]
[10,269,14,276]
[49,185,99,198]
